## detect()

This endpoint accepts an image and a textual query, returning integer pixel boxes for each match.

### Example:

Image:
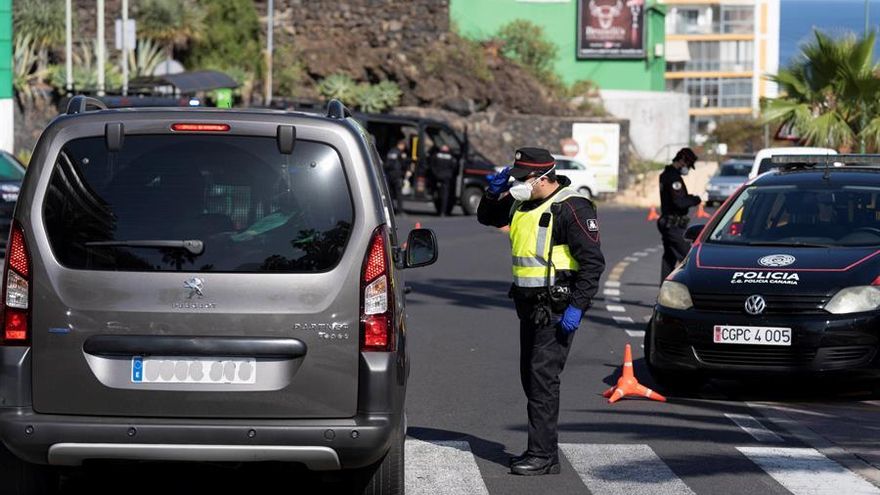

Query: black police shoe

[510,455,561,476]
[509,451,528,467]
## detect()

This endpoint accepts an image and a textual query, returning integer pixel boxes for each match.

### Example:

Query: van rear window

[44,135,354,272]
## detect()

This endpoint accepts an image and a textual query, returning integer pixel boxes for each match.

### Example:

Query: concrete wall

[450,0,668,91]
[600,89,689,162]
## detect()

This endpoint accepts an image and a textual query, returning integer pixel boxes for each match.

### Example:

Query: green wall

[450,0,666,91]
[0,0,11,99]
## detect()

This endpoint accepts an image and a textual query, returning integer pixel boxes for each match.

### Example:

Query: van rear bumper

[0,408,397,470]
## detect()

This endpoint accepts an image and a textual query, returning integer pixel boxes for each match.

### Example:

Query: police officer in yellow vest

[478,148,605,476]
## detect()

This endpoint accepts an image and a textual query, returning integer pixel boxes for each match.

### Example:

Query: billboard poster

[571,123,620,193]
[577,0,646,59]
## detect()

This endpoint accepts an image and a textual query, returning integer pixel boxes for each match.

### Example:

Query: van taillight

[361,225,393,352]
[170,123,230,132]
[2,223,30,345]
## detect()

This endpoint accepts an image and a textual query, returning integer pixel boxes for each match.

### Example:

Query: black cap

[674,147,698,168]
[510,147,556,179]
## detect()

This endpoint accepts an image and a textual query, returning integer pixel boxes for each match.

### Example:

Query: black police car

[647,155,880,390]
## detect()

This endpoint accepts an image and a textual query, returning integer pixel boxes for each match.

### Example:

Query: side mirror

[684,224,705,243]
[405,228,438,268]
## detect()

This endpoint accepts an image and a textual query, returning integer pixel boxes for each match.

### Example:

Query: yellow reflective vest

[509,188,587,288]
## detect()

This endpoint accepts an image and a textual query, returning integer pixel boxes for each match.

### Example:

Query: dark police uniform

[658,162,701,281]
[430,148,458,216]
[478,168,605,472]
[384,146,408,213]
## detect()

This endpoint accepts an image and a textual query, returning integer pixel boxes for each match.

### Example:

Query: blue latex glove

[486,166,512,196]
[559,305,583,334]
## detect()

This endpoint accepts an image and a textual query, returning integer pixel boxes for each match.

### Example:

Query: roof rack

[66,96,108,115]
[770,154,880,165]
[325,99,352,120]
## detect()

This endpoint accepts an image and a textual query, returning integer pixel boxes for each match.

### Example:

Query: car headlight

[657,281,693,310]
[824,286,880,314]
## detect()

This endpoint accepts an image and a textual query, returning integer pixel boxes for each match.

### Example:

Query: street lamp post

[65,0,72,94]
[97,0,105,96]
[265,0,274,106]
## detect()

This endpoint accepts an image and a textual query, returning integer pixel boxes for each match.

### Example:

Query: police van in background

[353,113,496,216]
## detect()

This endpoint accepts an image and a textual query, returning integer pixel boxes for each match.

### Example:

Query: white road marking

[625,330,645,338]
[603,289,621,296]
[405,439,490,495]
[646,248,659,253]
[725,413,783,443]
[604,281,621,288]
[561,444,695,495]
[634,252,649,257]
[737,447,880,495]
[612,316,635,324]
[624,256,639,262]
[606,305,627,313]
[609,297,622,303]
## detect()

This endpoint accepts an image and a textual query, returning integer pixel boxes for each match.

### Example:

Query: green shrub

[317,74,358,104]
[48,41,122,93]
[13,0,65,49]
[710,117,767,154]
[186,0,261,77]
[353,81,402,113]
[496,20,558,83]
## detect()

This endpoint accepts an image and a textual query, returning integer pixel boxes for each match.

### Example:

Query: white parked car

[552,155,598,199]
[749,147,838,179]
[494,155,599,199]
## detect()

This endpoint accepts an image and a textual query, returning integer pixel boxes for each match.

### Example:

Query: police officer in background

[478,148,605,476]
[430,144,458,216]
[658,147,700,282]
[384,139,409,214]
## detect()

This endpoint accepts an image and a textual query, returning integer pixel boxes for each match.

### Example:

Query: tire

[0,443,59,495]
[353,421,405,495]
[577,187,593,200]
[460,187,483,216]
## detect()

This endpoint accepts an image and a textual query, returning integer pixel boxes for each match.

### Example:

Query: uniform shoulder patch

[586,218,599,232]
[672,181,683,191]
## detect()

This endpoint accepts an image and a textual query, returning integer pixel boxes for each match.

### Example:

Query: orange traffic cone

[647,207,660,222]
[696,204,711,219]
[603,344,666,404]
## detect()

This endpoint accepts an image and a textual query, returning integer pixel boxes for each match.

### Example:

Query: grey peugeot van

[0,97,437,494]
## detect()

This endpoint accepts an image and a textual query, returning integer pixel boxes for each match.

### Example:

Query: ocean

[780,0,880,67]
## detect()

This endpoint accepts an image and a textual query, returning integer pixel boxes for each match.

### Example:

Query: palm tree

[133,0,206,74]
[12,0,65,73]
[763,30,880,151]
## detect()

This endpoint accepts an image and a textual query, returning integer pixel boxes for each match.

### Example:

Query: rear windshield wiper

[85,240,204,255]
[745,241,834,248]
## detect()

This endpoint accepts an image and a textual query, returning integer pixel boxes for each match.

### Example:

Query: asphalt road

[57,202,880,494]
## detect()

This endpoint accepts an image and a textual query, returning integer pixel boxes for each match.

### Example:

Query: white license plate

[713,325,791,346]
[131,356,256,384]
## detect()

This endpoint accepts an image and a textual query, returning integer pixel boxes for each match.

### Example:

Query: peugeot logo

[184,277,204,299]
[744,294,766,315]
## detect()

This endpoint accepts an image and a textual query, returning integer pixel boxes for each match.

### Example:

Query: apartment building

[662,0,780,139]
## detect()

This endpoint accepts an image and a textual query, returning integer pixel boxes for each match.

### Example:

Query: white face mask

[509,166,555,201]
[680,166,691,176]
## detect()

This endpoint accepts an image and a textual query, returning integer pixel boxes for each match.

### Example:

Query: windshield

[0,153,25,181]
[719,161,751,177]
[44,135,354,272]
[706,185,880,247]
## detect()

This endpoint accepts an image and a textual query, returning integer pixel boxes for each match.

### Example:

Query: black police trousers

[657,219,690,283]
[436,177,454,216]
[514,299,575,460]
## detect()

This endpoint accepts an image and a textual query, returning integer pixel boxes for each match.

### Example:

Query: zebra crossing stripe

[604,289,621,296]
[737,447,880,495]
[613,316,635,324]
[605,281,622,288]
[405,439,490,495]
[725,413,783,443]
[606,305,626,313]
[625,330,645,338]
[560,444,695,495]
